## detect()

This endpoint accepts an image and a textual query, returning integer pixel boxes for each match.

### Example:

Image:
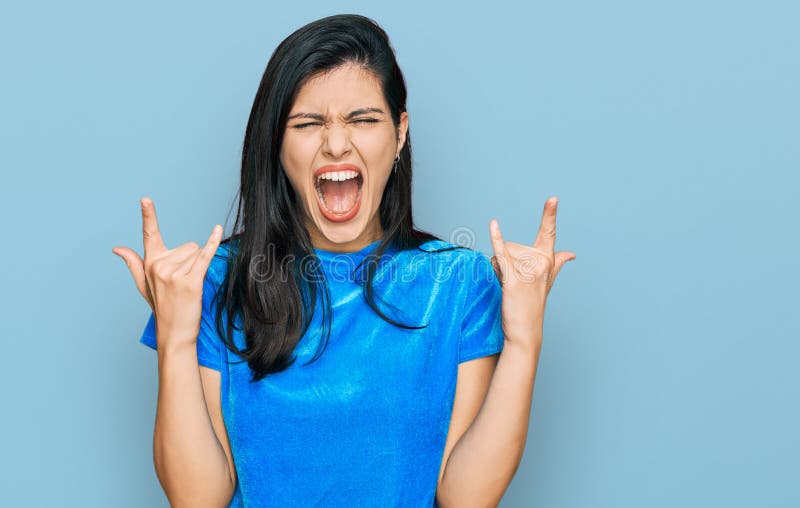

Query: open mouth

[315,169,364,221]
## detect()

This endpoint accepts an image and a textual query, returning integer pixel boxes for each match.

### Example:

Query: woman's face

[280,63,408,252]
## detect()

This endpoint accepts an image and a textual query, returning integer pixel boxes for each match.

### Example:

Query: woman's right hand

[112,197,223,350]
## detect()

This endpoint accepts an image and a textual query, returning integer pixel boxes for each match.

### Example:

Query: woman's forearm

[437,332,542,507]
[153,339,234,507]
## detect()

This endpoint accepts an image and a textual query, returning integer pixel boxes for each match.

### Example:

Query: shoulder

[395,238,469,266]
[417,238,492,266]
[417,240,497,292]
[403,238,472,260]
[392,238,491,281]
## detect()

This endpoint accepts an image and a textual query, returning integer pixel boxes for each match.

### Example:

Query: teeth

[317,170,360,182]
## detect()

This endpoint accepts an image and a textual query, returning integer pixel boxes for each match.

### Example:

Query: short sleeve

[458,251,505,363]
[138,264,224,372]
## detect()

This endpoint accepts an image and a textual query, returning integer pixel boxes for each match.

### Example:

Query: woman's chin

[312,207,368,246]
[316,226,361,246]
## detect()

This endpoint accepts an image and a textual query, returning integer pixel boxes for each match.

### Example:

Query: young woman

[112,14,575,507]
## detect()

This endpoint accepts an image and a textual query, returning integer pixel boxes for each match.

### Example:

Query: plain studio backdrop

[0,1,797,506]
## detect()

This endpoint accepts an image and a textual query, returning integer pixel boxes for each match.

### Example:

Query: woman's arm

[153,340,236,507]
[435,334,541,507]
[113,198,235,506]
[437,197,575,506]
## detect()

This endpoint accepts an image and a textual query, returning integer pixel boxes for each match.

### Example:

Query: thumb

[554,251,577,274]
[548,251,576,291]
[112,246,151,306]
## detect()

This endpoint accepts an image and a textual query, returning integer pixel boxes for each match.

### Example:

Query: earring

[393,154,400,174]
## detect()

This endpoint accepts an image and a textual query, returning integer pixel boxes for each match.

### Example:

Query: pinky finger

[189,224,223,276]
[489,219,509,259]
[490,255,503,286]
[489,219,511,285]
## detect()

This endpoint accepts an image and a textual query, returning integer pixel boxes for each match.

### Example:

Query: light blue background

[1,1,797,506]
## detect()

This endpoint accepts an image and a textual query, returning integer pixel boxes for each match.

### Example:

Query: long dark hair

[214,14,458,382]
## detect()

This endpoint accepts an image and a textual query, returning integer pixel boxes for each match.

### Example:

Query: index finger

[141,197,167,258]
[533,196,558,252]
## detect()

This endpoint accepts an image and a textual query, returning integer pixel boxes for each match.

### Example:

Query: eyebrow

[286,107,386,121]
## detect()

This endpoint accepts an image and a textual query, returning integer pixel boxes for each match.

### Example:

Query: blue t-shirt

[139,238,505,507]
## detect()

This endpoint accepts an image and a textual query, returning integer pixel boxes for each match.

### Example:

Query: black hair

[214,14,460,382]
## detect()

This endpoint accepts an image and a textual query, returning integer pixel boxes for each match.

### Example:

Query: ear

[396,111,409,153]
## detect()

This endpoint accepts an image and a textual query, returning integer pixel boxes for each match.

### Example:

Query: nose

[321,122,352,159]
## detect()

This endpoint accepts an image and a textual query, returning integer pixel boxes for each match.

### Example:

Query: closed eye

[292,118,379,129]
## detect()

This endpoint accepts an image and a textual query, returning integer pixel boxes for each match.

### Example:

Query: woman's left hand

[489,196,576,351]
